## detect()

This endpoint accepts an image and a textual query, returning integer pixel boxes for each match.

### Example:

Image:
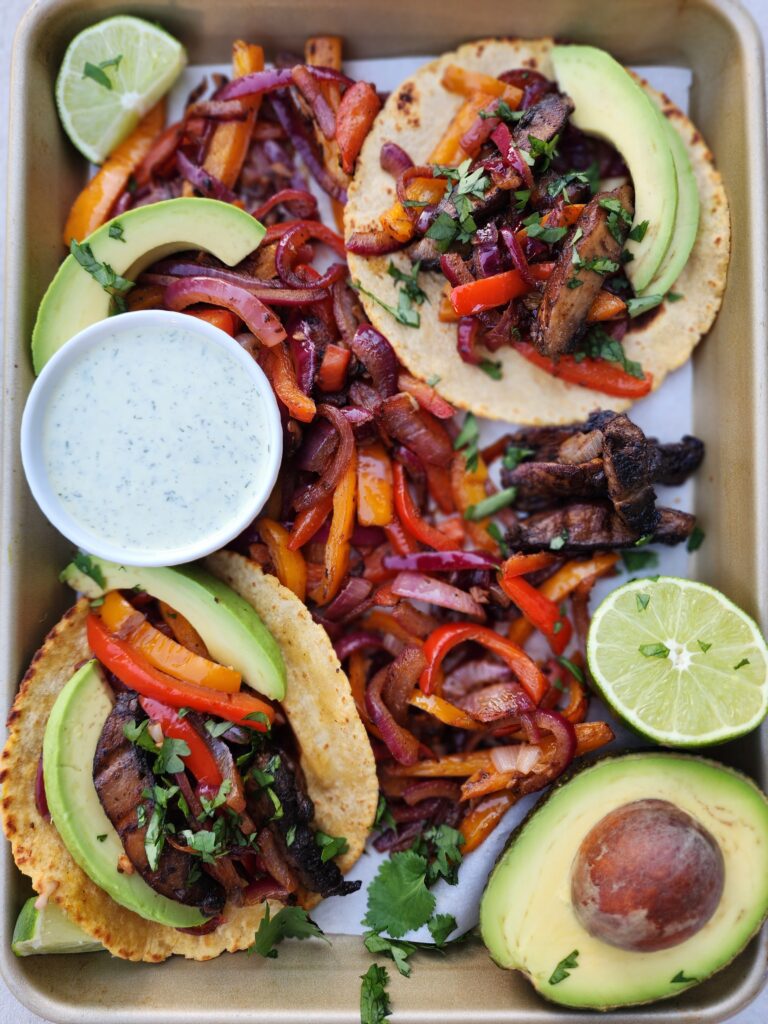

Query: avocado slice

[43,661,208,928]
[32,197,265,373]
[12,897,103,956]
[642,112,700,297]
[480,753,768,1009]
[60,554,286,700]
[551,45,678,293]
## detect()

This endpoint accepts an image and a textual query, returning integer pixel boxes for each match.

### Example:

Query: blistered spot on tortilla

[396,81,416,111]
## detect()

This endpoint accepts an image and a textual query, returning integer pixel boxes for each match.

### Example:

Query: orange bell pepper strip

[305,36,343,84]
[158,601,209,658]
[499,571,573,656]
[397,373,456,420]
[191,41,264,193]
[501,552,558,577]
[420,623,546,703]
[261,342,317,423]
[99,591,241,693]
[357,443,394,527]
[451,262,554,316]
[441,65,523,104]
[439,287,461,323]
[460,791,516,853]
[450,452,497,553]
[138,696,223,788]
[126,284,165,312]
[430,91,507,164]
[258,517,307,601]
[87,615,274,730]
[336,82,382,175]
[393,462,455,552]
[387,750,494,778]
[183,308,239,336]
[408,689,482,730]
[512,341,653,399]
[425,464,455,515]
[587,290,628,322]
[381,178,447,243]
[288,495,333,551]
[309,451,357,605]
[63,101,165,245]
[508,554,619,647]
[317,343,351,392]
[515,203,584,243]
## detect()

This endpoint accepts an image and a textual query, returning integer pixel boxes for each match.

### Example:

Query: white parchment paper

[168,57,695,942]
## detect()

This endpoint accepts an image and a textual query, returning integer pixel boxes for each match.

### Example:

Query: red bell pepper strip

[384,516,420,555]
[183,308,239,337]
[288,496,333,551]
[87,615,274,731]
[335,81,382,174]
[419,623,546,703]
[513,341,653,399]
[138,696,223,788]
[393,462,455,552]
[450,263,554,315]
[317,343,352,392]
[500,552,558,578]
[499,571,572,656]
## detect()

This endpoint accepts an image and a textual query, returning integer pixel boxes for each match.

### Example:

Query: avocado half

[480,753,768,1009]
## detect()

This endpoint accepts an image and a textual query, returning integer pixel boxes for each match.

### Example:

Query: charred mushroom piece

[502,459,606,510]
[512,92,575,153]
[93,693,225,916]
[600,413,660,534]
[652,435,706,486]
[531,184,634,357]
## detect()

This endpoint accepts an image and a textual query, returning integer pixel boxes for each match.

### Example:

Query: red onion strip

[218,67,294,101]
[164,277,287,347]
[176,151,237,203]
[365,667,421,765]
[391,572,485,618]
[383,551,499,572]
[292,404,355,512]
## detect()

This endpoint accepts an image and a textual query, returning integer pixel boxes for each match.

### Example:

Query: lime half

[55,15,186,164]
[12,897,103,956]
[587,576,768,746]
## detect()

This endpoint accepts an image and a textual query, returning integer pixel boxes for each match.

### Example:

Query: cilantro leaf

[620,548,659,572]
[556,656,585,685]
[522,211,568,244]
[628,219,649,242]
[315,830,349,862]
[248,905,327,959]
[734,658,750,671]
[82,54,123,91]
[204,719,232,739]
[363,851,436,937]
[687,525,705,552]
[428,913,457,947]
[479,359,503,381]
[547,170,590,202]
[360,964,391,1024]
[109,221,126,242]
[549,529,568,551]
[68,551,106,588]
[363,932,416,977]
[502,445,534,471]
[153,736,190,775]
[373,793,396,832]
[70,239,134,311]
[178,828,219,864]
[410,825,465,886]
[479,98,523,124]
[387,260,428,305]
[549,949,579,985]
[598,196,633,243]
[198,778,232,818]
[513,188,531,212]
[425,212,459,252]
[453,412,480,472]
[698,640,712,653]
[639,642,670,659]
[574,326,645,381]
[353,280,420,327]
[486,522,509,557]
[671,970,697,984]
[636,592,650,612]
[527,133,560,170]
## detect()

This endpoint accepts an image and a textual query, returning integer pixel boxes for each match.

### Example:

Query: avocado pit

[570,798,724,952]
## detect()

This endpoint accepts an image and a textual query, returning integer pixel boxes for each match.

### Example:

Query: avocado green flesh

[31,197,266,373]
[60,555,286,700]
[12,897,103,956]
[480,753,768,1009]
[551,45,678,293]
[43,661,207,928]
[642,113,700,297]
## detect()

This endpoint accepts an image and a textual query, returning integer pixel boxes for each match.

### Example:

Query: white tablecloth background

[1,0,766,1020]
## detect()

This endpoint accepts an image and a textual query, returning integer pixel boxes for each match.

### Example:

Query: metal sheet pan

[1,0,766,1020]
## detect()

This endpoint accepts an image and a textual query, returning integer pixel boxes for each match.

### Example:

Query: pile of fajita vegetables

[60,33,651,864]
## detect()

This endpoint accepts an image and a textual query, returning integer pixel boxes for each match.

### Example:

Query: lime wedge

[55,15,186,164]
[12,897,103,956]
[587,576,768,746]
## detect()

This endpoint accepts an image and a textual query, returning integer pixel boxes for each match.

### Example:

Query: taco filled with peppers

[345,38,730,423]
[0,552,377,961]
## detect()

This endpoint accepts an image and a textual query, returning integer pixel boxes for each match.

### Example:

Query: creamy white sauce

[41,323,272,557]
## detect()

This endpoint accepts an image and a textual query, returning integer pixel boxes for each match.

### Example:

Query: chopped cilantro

[198,778,233,818]
[479,98,523,124]
[410,825,465,886]
[502,445,534,471]
[527,133,560,170]
[522,211,568,244]
[426,374,441,387]
[513,188,531,212]
[578,255,620,274]
[583,161,600,193]
[734,658,750,671]
[204,719,232,739]
[667,291,684,302]
[360,964,391,1024]
[82,54,123,90]
[315,830,349,862]
[567,277,583,289]
[671,970,697,984]
[178,828,219,863]
[373,793,396,832]
[639,642,670,659]
[556,656,585,685]
[243,710,271,730]
[69,239,133,312]
[353,279,420,327]
[248,905,327,959]
[698,640,712,653]
[108,221,126,242]
[428,913,457,947]
[96,834,107,842]
[621,548,659,572]
[479,358,503,380]
[464,486,518,521]
[362,851,436,937]
[628,219,649,242]
[286,824,297,847]
[574,326,645,380]
[549,949,579,985]
[636,592,651,612]
[486,522,509,557]
[363,932,416,977]
[549,529,568,551]
[547,170,591,202]
[626,293,663,317]
[69,551,106,588]
[598,196,633,243]
[687,525,705,552]
[453,412,480,472]
[426,159,489,250]
[383,259,429,326]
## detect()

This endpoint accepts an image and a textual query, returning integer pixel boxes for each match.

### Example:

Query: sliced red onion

[334,631,388,661]
[351,523,387,546]
[304,64,354,86]
[332,280,365,344]
[391,572,485,618]
[218,67,294,101]
[289,333,317,395]
[270,92,348,203]
[251,188,318,222]
[380,141,414,177]
[292,404,355,512]
[377,393,454,467]
[153,261,330,306]
[244,879,292,905]
[490,744,541,774]
[365,666,421,765]
[440,252,474,287]
[345,229,404,255]
[292,65,336,140]
[390,798,445,822]
[276,222,347,289]
[461,682,534,723]
[501,225,537,289]
[383,551,499,572]
[35,756,50,821]
[475,243,506,279]
[297,419,337,472]
[323,576,374,622]
[402,780,462,805]
[531,708,576,778]
[349,324,399,397]
[373,821,424,851]
[165,277,287,347]
[176,151,237,203]
[457,316,482,365]
[176,915,224,935]
[383,645,427,723]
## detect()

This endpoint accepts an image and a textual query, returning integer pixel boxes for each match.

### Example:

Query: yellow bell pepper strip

[261,342,317,423]
[63,101,165,245]
[257,517,307,602]
[357,442,394,527]
[450,262,554,316]
[408,689,482,731]
[587,290,628,322]
[158,601,209,658]
[186,41,264,195]
[459,791,516,853]
[393,462,455,552]
[86,615,274,730]
[512,341,653,399]
[508,553,620,646]
[441,65,523,105]
[499,563,573,657]
[450,452,497,553]
[138,696,223,789]
[99,591,241,694]
[380,178,447,243]
[309,451,357,605]
[420,623,547,703]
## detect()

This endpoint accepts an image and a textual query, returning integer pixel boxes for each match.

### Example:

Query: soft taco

[345,38,729,424]
[0,551,377,962]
